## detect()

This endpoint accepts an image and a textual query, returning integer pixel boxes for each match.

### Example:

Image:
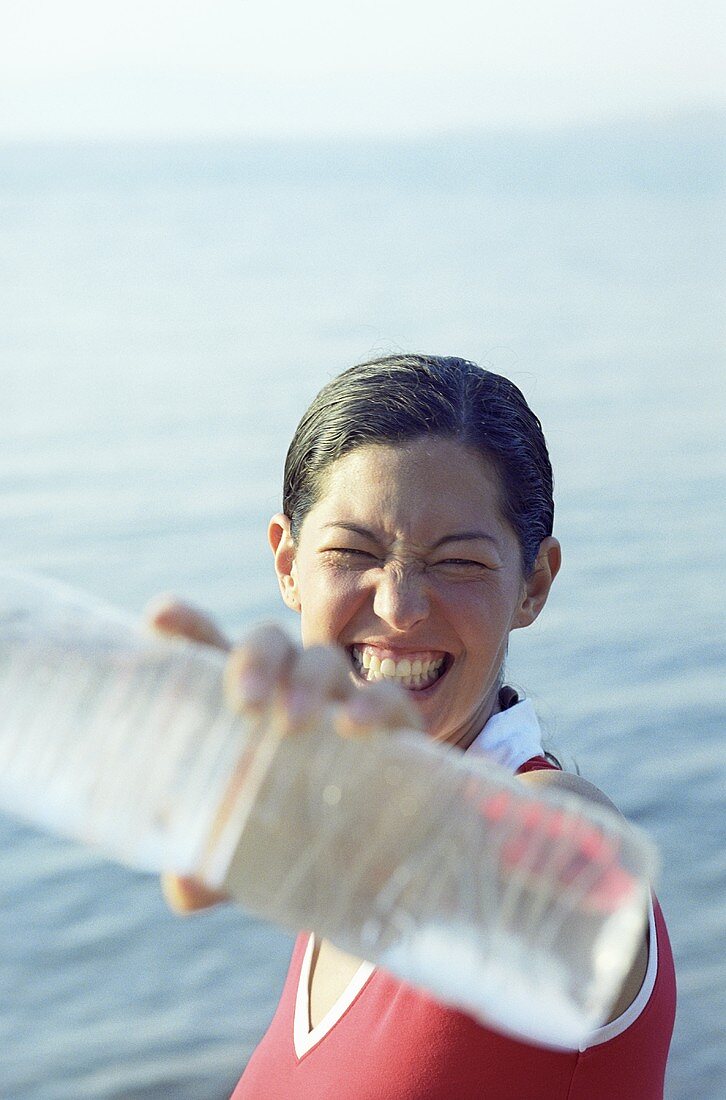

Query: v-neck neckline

[290,699,545,1061]
[293,935,376,1059]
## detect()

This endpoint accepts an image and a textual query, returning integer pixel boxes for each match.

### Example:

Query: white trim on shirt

[466,697,545,773]
[293,933,375,1058]
[580,894,658,1051]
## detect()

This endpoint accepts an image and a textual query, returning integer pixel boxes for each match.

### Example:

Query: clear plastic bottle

[0,568,656,1049]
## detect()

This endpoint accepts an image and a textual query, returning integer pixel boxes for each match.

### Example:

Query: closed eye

[440,558,487,566]
[325,547,379,562]
[434,558,494,572]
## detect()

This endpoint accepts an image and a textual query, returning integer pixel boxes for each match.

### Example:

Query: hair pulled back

[283,354,554,574]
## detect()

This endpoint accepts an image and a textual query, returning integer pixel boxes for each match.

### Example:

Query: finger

[335,677,420,738]
[283,644,354,731]
[224,623,297,713]
[161,873,230,913]
[144,596,231,651]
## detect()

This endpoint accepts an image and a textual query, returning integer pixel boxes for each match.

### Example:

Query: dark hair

[283,354,554,573]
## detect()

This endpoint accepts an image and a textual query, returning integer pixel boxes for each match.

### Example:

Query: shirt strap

[515,754,562,774]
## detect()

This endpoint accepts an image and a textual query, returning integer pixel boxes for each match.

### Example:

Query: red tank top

[230,757,676,1099]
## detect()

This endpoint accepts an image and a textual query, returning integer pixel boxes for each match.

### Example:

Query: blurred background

[1,2,724,1096]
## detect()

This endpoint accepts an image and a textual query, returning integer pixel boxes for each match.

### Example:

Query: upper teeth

[352,647,445,689]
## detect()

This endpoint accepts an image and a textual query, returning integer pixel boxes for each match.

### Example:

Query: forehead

[309,439,507,538]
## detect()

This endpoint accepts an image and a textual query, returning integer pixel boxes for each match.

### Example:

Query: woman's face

[270,437,559,749]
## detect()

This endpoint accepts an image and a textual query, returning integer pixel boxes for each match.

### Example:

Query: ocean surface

[1,117,724,1098]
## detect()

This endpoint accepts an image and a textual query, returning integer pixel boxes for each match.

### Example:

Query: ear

[512,537,561,630]
[268,513,301,614]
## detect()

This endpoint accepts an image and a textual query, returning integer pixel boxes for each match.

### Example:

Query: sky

[1,0,724,139]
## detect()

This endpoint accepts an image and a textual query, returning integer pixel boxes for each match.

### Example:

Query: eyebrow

[322,522,500,549]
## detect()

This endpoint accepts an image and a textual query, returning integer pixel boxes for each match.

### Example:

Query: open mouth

[349,645,451,692]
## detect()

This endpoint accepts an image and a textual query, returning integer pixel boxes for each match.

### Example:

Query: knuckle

[226,624,298,708]
[294,644,349,689]
[240,624,295,669]
[371,680,417,723]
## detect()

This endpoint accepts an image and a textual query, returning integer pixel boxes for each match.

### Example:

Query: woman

[150,355,676,1098]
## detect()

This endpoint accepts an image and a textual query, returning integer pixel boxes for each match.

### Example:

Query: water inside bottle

[378,922,596,1049]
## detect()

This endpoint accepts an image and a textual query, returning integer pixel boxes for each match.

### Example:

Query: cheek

[442,584,521,652]
[299,570,367,642]
[438,582,498,623]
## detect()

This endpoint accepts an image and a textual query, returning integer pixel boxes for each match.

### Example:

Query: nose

[372,564,429,632]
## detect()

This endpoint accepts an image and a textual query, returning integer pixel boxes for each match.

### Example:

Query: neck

[443,685,507,752]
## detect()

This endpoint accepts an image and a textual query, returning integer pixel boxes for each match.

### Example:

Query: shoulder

[517,767,651,1024]
[517,767,622,815]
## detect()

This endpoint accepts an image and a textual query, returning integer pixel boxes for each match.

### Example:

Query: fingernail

[287,688,312,730]
[235,669,267,710]
[344,694,377,725]
[143,594,179,628]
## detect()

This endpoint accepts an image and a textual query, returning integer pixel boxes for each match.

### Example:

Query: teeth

[352,647,446,690]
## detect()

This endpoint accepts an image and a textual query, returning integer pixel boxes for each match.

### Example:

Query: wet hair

[282,354,554,574]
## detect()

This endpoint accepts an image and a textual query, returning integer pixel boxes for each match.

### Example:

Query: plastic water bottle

[0,568,656,1049]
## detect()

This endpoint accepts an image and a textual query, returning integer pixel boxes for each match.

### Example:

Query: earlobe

[513,537,561,629]
[268,513,301,613]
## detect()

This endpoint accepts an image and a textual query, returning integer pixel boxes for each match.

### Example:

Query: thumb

[161,873,230,913]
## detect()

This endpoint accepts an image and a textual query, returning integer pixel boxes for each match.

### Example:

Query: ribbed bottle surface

[0,568,657,1048]
[0,569,250,878]
[222,719,655,1048]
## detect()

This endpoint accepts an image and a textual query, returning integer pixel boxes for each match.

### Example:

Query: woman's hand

[224,625,419,739]
[145,595,234,914]
[145,598,419,913]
